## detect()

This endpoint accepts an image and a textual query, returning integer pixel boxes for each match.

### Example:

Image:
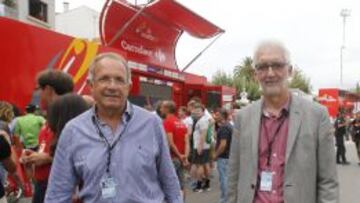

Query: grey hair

[252,40,291,66]
[87,52,132,84]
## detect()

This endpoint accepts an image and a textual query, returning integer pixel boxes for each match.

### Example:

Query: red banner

[100,0,223,70]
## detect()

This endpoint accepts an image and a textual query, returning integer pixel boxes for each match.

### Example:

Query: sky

[55,0,360,93]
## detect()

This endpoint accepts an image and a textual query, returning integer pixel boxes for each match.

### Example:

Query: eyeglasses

[254,62,288,72]
[95,76,128,86]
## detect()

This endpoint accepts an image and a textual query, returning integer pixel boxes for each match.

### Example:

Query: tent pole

[181,33,223,73]
[107,1,151,46]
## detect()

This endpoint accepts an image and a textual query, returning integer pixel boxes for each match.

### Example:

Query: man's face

[90,58,131,112]
[254,47,291,97]
[191,107,203,120]
[178,109,186,118]
[214,112,222,123]
[159,103,169,118]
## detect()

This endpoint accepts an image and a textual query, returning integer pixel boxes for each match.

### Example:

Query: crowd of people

[0,40,342,203]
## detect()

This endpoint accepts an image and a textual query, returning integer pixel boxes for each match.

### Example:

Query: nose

[266,66,275,76]
[108,78,118,86]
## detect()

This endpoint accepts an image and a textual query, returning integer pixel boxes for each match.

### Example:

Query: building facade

[55,4,100,41]
[0,0,55,29]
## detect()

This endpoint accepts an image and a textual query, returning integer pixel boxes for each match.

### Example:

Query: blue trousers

[217,158,229,203]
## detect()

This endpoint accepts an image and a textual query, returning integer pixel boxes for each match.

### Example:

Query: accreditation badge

[259,171,273,192]
[100,175,117,199]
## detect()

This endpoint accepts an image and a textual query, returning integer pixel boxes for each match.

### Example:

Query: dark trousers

[355,140,360,161]
[336,144,347,163]
[32,180,48,203]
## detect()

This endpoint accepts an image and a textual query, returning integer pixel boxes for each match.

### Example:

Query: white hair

[253,40,291,66]
[87,52,132,84]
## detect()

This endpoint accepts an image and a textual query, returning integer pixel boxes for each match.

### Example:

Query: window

[29,0,48,22]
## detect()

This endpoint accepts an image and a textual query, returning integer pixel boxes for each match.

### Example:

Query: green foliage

[211,70,234,87]
[211,57,312,102]
[232,57,261,100]
[350,83,360,94]
[289,68,312,94]
[233,76,261,101]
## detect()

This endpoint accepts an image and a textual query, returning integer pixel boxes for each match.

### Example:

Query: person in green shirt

[14,104,45,150]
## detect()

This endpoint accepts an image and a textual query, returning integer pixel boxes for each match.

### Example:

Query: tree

[233,57,261,101]
[289,68,312,94]
[349,82,360,94]
[211,58,313,102]
[233,57,255,81]
[211,70,233,87]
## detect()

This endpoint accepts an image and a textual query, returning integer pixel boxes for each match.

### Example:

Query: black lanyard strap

[91,106,133,174]
[263,111,288,166]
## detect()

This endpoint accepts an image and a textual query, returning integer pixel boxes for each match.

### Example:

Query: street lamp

[339,9,351,87]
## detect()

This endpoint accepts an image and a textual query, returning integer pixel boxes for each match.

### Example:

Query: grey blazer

[228,94,339,203]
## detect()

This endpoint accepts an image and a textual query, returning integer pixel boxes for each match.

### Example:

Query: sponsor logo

[55,38,99,94]
[121,40,167,63]
[121,40,152,57]
[318,94,336,102]
[135,22,156,41]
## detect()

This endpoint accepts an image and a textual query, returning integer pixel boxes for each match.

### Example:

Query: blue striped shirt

[45,103,182,203]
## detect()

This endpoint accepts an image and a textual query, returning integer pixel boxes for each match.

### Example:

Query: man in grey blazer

[228,40,339,203]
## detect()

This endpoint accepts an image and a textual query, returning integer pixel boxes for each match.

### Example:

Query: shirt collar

[262,94,291,118]
[91,101,132,126]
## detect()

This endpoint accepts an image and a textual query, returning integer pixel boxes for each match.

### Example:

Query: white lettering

[121,40,153,57]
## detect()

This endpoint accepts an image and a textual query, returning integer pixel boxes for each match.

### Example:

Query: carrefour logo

[121,40,166,63]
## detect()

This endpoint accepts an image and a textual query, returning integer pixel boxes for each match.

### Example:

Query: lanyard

[262,111,288,166]
[91,106,132,174]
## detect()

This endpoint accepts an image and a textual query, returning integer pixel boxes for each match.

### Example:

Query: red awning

[100,0,224,70]
[143,0,224,39]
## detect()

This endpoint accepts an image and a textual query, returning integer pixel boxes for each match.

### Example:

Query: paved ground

[186,141,360,203]
[14,141,360,203]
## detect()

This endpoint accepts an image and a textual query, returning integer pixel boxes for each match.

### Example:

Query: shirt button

[273,153,277,157]
[272,172,276,175]
[272,190,276,194]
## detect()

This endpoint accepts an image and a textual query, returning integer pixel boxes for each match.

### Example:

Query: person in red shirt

[21,70,74,203]
[161,100,189,199]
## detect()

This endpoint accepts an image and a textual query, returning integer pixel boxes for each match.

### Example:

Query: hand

[179,155,189,167]
[21,152,51,166]
[19,149,34,164]
[182,159,189,167]
[179,154,186,162]
[0,130,8,136]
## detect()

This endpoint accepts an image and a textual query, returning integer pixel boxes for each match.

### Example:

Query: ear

[126,83,133,95]
[87,79,95,96]
[87,79,93,88]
